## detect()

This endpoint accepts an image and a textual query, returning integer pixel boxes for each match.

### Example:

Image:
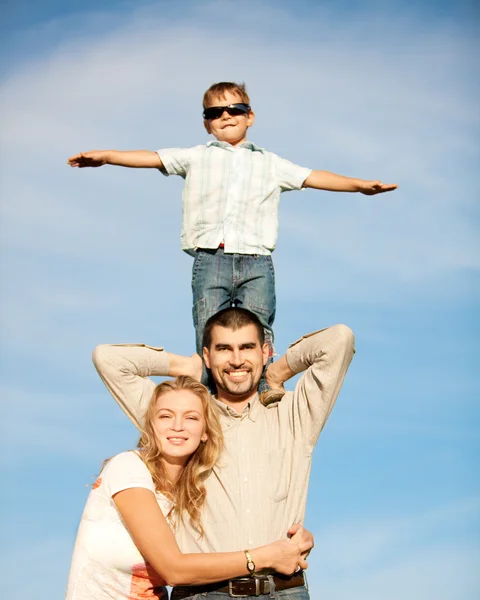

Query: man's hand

[265,355,294,392]
[68,151,108,168]
[358,180,398,195]
[186,353,203,382]
[288,523,314,559]
[167,352,203,382]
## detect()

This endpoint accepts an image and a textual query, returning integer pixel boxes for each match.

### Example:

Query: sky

[0,0,479,598]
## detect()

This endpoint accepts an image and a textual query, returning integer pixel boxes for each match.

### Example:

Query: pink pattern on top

[129,563,167,599]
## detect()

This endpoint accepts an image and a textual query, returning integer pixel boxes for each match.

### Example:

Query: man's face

[203,90,255,147]
[203,324,269,402]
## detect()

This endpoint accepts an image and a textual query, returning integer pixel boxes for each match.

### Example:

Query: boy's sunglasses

[203,103,251,121]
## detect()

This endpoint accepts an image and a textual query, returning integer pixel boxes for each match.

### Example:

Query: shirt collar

[207,140,265,153]
[213,394,260,421]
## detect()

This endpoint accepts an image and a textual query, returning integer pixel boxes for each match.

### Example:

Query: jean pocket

[266,255,275,277]
[191,252,204,287]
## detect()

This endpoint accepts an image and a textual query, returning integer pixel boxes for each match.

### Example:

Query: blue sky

[1,0,478,598]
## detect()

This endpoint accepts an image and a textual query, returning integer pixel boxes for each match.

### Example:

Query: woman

[66,376,306,599]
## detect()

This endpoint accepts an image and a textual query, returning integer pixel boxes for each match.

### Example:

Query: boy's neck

[214,137,248,147]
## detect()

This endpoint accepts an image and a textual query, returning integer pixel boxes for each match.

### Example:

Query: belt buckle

[228,577,262,597]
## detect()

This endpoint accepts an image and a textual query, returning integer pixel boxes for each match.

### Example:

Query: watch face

[247,560,255,571]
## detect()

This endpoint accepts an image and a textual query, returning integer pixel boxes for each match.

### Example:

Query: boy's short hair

[202,307,265,349]
[203,82,250,109]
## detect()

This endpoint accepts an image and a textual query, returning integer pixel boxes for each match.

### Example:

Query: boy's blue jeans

[192,248,276,391]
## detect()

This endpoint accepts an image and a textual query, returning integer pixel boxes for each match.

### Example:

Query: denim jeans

[191,249,276,391]
[170,584,309,600]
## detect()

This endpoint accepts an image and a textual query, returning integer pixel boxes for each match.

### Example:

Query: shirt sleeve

[271,153,312,192]
[157,147,193,178]
[102,451,156,497]
[92,344,170,430]
[279,325,355,450]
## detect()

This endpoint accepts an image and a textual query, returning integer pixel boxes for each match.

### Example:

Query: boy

[68,81,397,391]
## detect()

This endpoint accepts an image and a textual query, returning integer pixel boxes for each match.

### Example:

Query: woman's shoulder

[103,452,172,516]
[106,450,144,466]
[101,450,151,482]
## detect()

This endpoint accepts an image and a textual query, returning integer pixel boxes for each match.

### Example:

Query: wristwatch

[244,550,256,576]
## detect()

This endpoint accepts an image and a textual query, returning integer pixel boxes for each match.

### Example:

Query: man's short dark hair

[202,308,265,350]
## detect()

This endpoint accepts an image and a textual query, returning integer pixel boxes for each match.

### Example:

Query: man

[93,308,355,599]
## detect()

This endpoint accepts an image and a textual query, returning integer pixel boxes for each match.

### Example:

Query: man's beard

[215,369,261,398]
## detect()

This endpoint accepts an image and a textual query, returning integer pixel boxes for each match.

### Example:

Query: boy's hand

[68,151,108,168]
[358,180,398,195]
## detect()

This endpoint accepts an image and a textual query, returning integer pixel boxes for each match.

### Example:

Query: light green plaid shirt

[157,141,311,255]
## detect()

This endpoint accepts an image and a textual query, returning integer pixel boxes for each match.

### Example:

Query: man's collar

[212,394,260,421]
[207,140,265,153]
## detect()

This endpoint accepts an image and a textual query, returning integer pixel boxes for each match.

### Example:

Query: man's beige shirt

[93,325,355,553]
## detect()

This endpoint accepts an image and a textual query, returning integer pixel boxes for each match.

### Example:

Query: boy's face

[203,90,255,147]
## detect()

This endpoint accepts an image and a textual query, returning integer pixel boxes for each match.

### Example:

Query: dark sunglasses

[203,103,251,120]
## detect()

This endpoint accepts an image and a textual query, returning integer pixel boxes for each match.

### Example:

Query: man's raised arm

[267,324,355,449]
[92,344,202,429]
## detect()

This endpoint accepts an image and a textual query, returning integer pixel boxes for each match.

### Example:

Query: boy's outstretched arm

[303,170,397,195]
[68,149,162,169]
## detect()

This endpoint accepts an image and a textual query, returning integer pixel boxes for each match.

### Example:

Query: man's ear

[203,347,211,369]
[204,119,212,134]
[262,342,269,366]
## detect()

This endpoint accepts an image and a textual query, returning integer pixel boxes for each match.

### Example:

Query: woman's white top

[65,451,171,600]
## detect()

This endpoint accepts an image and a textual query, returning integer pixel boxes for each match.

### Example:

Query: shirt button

[246,509,251,514]
[244,477,248,482]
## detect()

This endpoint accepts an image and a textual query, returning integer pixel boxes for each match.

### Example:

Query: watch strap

[244,549,256,576]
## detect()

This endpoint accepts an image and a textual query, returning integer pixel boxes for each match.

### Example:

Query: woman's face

[152,390,208,465]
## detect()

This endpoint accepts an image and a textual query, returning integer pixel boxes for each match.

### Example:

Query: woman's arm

[113,487,307,586]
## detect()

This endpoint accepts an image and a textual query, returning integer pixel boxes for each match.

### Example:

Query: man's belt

[171,571,305,598]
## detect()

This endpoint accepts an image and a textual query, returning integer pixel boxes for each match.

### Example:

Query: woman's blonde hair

[138,376,223,535]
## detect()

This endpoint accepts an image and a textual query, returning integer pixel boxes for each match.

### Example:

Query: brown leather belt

[171,571,305,598]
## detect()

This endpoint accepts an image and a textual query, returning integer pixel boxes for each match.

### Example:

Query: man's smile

[225,369,250,381]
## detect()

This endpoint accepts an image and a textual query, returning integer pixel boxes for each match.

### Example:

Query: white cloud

[1,5,477,599]
[1,2,476,321]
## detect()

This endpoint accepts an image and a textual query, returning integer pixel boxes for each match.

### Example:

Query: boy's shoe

[260,388,286,407]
